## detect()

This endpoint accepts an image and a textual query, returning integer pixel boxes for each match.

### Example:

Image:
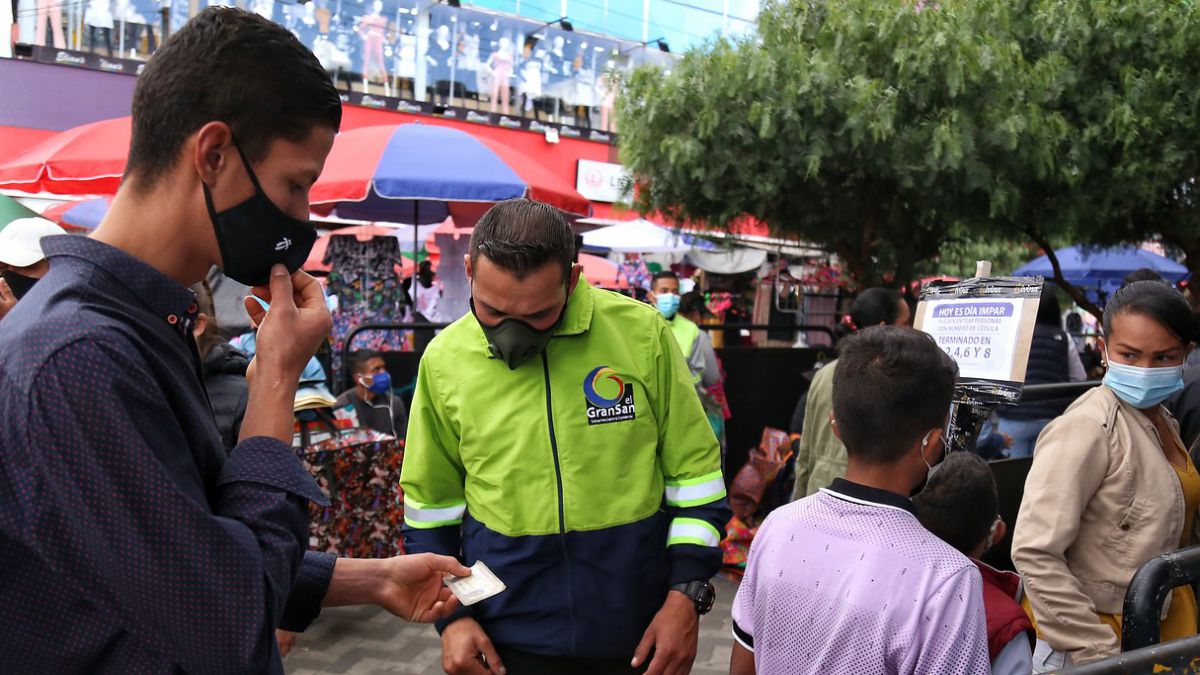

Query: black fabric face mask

[470,296,567,370]
[1,270,38,300]
[203,141,317,287]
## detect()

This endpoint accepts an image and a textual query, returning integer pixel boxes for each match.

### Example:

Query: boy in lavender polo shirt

[730,327,990,675]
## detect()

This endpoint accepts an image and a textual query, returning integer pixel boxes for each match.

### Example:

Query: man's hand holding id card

[443,561,507,606]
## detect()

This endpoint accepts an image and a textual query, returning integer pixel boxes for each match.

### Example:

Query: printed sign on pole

[915,276,1043,405]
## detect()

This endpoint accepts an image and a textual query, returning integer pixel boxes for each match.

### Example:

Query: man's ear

[829,412,842,441]
[192,121,235,187]
[568,263,583,295]
[192,313,209,340]
[995,519,1008,544]
[464,254,473,284]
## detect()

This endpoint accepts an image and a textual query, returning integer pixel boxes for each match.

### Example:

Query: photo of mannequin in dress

[518,39,544,116]
[85,0,114,56]
[356,0,389,94]
[426,23,452,103]
[570,43,595,128]
[33,0,64,48]
[485,36,514,114]
[597,59,618,132]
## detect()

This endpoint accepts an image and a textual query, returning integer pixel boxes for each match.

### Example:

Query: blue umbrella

[1013,246,1188,295]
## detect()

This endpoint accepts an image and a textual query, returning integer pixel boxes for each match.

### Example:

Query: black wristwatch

[671,580,716,616]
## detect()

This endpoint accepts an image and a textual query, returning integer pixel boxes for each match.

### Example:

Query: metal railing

[1058,635,1200,674]
[1121,546,1200,652]
[1050,545,1200,673]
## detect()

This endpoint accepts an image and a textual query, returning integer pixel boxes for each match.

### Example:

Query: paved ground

[285,576,740,675]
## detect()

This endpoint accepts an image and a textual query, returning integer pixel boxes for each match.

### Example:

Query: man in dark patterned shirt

[0,8,467,673]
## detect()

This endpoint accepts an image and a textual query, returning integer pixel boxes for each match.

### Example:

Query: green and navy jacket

[400,279,730,660]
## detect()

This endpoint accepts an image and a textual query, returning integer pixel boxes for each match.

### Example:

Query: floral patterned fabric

[295,426,406,559]
[324,235,409,383]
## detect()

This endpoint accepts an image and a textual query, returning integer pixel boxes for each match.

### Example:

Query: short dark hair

[470,199,574,280]
[352,350,383,375]
[913,452,998,555]
[651,271,679,289]
[1103,280,1195,344]
[126,7,342,191]
[679,291,709,318]
[833,326,958,464]
[835,287,904,340]
[1122,268,1165,289]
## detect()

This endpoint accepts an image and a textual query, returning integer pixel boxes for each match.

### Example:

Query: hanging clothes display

[295,424,405,559]
[324,233,408,384]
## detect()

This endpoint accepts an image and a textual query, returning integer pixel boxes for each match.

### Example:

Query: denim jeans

[995,415,1054,458]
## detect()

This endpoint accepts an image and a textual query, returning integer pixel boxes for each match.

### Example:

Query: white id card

[444,561,507,606]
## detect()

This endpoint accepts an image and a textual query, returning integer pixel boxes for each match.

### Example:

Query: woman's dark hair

[679,291,709,318]
[1121,268,1165,289]
[1035,286,1062,327]
[127,7,342,191]
[1102,280,1195,344]
[913,452,998,556]
[832,326,958,464]
[834,287,904,341]
[470,199,575,281]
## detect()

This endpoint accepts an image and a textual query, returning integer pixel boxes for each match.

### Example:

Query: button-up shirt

[0,236,335,673]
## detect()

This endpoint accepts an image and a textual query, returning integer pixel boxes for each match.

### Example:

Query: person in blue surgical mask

[650,271,719,391]
[1013,280,1199,671]
[335,349,407,438]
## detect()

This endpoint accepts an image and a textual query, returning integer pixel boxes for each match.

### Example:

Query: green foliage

[616,0,1200,293]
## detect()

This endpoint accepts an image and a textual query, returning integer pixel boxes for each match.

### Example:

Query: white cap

[0,218,68,268]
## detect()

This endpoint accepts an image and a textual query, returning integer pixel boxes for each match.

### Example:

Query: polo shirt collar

[823,477,918,516]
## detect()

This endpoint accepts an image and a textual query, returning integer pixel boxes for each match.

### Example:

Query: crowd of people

[1,7,1199,675]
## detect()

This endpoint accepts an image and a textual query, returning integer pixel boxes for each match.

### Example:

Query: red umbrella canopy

[310,123,591,223]
[578,253,627,289]
[0,117,130,195]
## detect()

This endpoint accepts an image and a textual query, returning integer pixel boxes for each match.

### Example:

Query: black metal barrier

[1121,546,1200,652]
[1054,635,1200,674]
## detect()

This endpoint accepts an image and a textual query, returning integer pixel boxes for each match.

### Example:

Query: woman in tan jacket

[1013,280,1199,670]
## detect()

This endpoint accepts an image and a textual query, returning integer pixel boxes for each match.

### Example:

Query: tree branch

[1024,228,1104,321]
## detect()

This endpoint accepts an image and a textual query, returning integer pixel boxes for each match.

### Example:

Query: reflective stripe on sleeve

[664,470,727,508]
[667,517,722,548]
[403,498,466,529]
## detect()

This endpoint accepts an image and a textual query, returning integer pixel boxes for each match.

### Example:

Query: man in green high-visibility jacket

[400,199,730,675]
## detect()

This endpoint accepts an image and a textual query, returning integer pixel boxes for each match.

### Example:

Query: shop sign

[576,159,630,203]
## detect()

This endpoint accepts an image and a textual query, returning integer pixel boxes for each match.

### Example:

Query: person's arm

[631,319,731,675]
[20,336,326,673]
[399,352,470,629]
[728,514,770,675]
[696,331,721,388]
[990,633,1033,675]
[1067,341,1087,382]
[730,644,756,675]
[911,567,991,674]
[652,320,730,587]
[1011,418,1120,663]
[393,396,409,441]
[790,366,831,502]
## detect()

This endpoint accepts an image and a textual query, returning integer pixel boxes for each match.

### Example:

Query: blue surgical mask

[656,293,681,319]
[362,371,391,396]
[1104,353,1185,409]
